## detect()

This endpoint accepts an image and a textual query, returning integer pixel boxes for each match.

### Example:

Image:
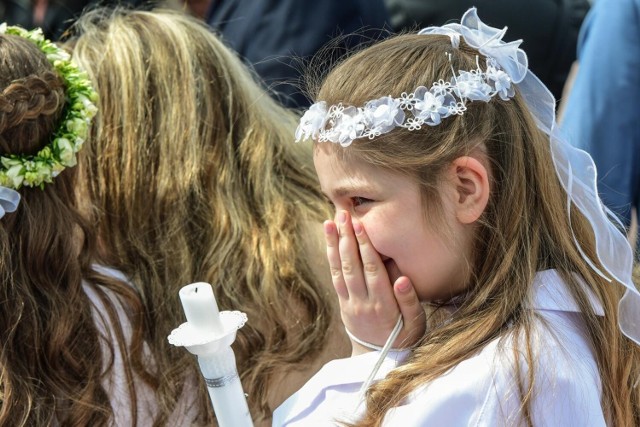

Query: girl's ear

[447,156,490,224]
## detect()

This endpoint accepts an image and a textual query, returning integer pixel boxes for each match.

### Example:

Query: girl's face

[314,145,471,301]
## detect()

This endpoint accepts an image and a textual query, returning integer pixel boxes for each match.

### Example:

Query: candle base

[199,348,253,427]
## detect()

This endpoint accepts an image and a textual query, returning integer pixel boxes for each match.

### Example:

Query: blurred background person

[206,0,391,109]
[0,0,156,40]
[560,0,640,252]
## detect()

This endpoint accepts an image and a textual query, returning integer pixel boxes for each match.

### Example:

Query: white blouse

[84,266,199,426]
[273,270,607,426]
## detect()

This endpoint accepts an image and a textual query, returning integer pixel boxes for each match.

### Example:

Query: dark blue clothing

[561,0,640,228]
[206,0,390,109]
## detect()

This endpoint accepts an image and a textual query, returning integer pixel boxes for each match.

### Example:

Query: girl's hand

[324,210,426,356]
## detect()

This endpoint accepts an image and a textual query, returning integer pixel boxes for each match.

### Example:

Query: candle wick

[195,288,198,293]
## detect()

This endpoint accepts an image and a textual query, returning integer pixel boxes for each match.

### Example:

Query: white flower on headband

[454,70,493,102]
[295,101,328,142]
[331,106,366,146]
[362,96,405,138]
[399,92,418,110]
[406,118,426,131]
[430,79,453,96]
[413,86,454,126]
[486,66,514,101]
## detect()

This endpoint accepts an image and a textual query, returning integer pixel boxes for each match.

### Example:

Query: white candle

[170,284,253,426]
[179,282,224,336]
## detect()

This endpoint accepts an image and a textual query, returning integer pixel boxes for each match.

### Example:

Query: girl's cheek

[361,211,398,256]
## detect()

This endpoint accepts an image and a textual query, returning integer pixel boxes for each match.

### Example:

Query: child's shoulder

[274,270,607,426]
[522,269,603,374]
[393,270,605,426]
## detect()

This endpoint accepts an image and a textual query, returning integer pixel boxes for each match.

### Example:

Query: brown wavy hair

[71,8,343,425]
[0,32,145,425]
[313,34,640,426]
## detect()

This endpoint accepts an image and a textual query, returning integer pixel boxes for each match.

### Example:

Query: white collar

[530,269,604,316]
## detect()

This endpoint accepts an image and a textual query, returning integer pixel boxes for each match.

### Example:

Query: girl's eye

[352,197,373,207]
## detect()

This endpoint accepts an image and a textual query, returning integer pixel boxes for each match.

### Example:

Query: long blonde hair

[71,8,334,423]
[0,30,143,426]
[314,35,640,426]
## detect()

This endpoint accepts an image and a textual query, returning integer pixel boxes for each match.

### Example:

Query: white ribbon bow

[419,7,529,84]
[0,186,20,219]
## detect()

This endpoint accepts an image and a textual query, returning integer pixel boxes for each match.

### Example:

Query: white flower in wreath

[75,93,98,118]
[74,136,85,153]
[51,161,65,177]
[363,96,405,135]
[317,129,332,143]
[25,28,44,42]
[295,101,328,142]
[66,117,89,139]
[4,161,24,189]
[486,66,514,101]
[413,87,451,126]
[0,23,7,34]
[56,137,77,167]
[333,106,366,146]
[46,49,70,63]
[23,160,52,187]
[454,70,492,102]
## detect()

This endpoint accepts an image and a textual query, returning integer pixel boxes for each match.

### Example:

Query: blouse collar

[530,269,604,316]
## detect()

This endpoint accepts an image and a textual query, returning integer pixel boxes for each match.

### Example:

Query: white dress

[273,270,607,426]
[84,265,199,426]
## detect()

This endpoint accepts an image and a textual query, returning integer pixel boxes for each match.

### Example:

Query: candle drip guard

[168,283,253,427]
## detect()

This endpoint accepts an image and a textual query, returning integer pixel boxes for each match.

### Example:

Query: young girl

[70,8,348,425]
[274,8,640,426]
[0,23,170,425]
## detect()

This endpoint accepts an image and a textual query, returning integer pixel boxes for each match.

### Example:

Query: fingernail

[396,279,410,293]
[353,221,363,235]
[338,211,347,224]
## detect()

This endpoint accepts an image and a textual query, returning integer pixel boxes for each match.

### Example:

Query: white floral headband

[295,57,514,147]
[294,8,528,147]
[298,8,640,348]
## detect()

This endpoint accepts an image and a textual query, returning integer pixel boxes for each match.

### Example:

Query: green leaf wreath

[0,23,98,190]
